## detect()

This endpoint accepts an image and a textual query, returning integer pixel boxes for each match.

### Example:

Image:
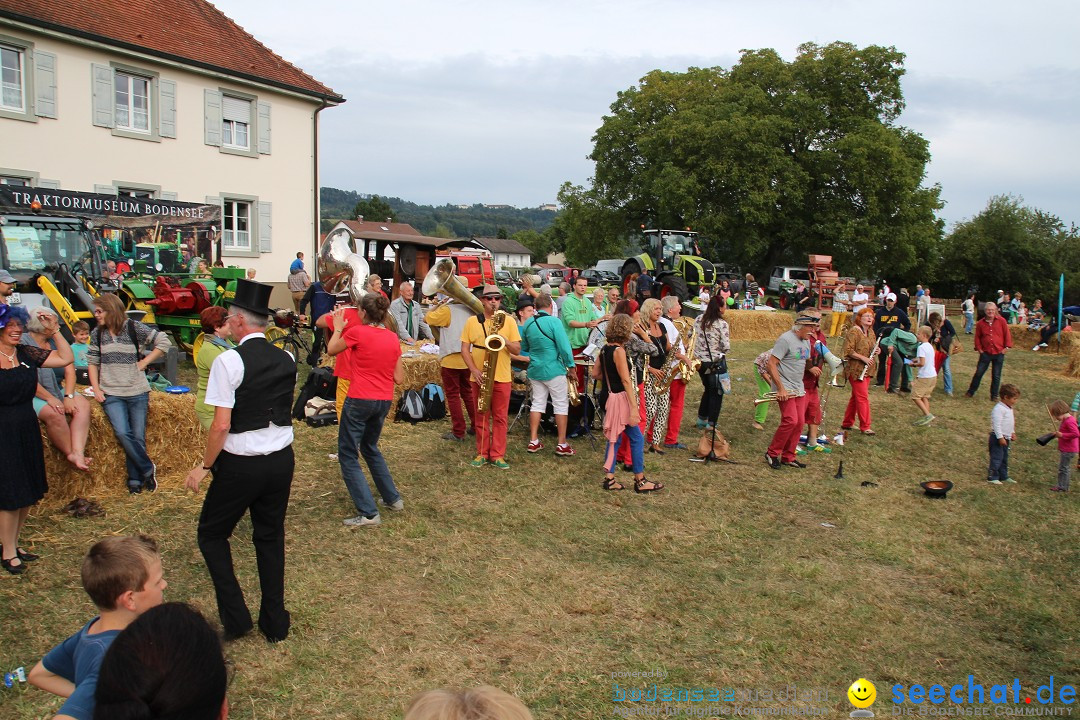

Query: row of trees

[319,188,557,239]
[550,41,1076,304]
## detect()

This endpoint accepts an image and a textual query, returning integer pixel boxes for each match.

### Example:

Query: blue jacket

[520,311,575,382]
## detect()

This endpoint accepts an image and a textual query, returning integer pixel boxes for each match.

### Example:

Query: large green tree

[353,195,396,223]
[934,195,1080,304]
[569,42,944,278]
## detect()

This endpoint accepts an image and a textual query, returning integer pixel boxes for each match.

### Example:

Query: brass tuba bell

[421,258,485,316]
[318,229,369,305]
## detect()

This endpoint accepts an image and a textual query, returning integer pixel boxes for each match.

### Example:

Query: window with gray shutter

[204,89,222,146]
[159,79,176,138]
[258,201,272,252]
[257,101,271,154]
[91,63,114,128]
[33,50,56,119]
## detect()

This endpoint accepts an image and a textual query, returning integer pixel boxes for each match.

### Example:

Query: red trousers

[474,381,510,460]
[440,366,477,438]
[842,377,872,431]
[617,383,647,464]
[767,393,808,462]
[572,346,587,392]
[664,379,687,444]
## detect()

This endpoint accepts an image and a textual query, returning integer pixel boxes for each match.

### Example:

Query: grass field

[2,337,1078,719]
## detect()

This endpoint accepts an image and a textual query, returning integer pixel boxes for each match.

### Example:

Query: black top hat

[230,278,273,316]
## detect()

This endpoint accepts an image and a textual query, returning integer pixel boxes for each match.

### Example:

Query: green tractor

[620,228,715,302]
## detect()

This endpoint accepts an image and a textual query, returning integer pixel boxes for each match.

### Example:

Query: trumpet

[753,388,807,405]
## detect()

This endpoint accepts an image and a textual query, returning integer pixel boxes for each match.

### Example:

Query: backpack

[292,367,337,420]
[420,383,446,420]
[396,389,426,424]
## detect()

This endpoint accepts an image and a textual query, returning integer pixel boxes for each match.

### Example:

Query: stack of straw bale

[724,310,795,341]
[38,391,206,509]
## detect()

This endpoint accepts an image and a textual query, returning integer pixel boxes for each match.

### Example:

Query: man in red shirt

[965,301,1013,401]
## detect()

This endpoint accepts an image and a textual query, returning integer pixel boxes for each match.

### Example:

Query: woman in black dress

[0,303,74,574]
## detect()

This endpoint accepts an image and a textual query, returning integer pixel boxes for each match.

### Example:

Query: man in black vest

[185,279,297,643]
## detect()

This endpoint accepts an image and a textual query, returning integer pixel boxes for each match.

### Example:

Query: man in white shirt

[184,279,296,643]
[851,284,870,314]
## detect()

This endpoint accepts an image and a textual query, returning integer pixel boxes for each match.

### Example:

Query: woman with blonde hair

[88,292,172,493]
[639,298,671,454]
[405,686,533,720]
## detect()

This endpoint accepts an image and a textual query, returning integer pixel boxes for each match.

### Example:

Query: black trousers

[197,446,294,641]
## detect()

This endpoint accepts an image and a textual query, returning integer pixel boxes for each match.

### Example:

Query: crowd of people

[5,265,1078,719]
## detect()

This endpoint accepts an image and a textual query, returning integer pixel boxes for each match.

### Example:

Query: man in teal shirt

[521,293,577,457]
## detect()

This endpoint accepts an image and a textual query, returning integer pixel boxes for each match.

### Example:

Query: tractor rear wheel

[657,275,689,302]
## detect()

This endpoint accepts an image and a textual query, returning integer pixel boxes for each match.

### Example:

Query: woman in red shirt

[327,294,404,528]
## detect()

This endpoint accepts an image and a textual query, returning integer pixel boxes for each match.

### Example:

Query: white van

[767,266,812,293]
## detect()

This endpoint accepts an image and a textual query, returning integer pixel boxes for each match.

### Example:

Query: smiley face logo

[847,678,877,709]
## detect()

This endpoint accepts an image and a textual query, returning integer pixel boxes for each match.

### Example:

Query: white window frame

[205,89,269,157]
[221,95,251,151]
[223,198,252,252]
[1,42,25,113]
[114,70,151,134]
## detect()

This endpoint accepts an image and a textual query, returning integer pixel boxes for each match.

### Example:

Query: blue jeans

[606,424,645,474]
[988,435,1010,481]
[102,392,154,488]
[963,311,974,333]
[967,352,1005,399]
[338,398,398,518]
[941,355,953,395]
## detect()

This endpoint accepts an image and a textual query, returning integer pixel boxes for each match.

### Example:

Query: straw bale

[724,309,795,341]
[1067,342,1080,379]
[1009,324,1079,355]
[37,391,206,510]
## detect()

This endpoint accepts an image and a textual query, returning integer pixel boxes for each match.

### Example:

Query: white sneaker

[343,514,381,527]
[381,498,404,511]
[987,479,1003,485]
[1032,345,1040,352]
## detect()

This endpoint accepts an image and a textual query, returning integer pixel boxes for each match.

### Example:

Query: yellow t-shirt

[461,314,520,384]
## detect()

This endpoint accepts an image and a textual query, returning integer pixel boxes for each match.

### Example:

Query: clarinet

[859,334,882,381]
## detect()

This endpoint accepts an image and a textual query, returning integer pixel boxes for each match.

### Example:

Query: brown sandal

[634,478,664,493]
[602,477,625,491]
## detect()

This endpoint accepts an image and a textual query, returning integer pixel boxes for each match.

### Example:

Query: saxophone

[476,310,507,414]
[679,324,702,378]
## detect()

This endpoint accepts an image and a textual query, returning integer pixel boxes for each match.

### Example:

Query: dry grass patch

[2,341,1078,719]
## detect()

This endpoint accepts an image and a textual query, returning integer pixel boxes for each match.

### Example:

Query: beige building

[0,0,343,303]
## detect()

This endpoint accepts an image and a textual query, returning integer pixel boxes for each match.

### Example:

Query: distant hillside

[320,187,558,237]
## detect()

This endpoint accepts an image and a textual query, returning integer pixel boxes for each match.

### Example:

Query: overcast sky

[214,0,1079,230]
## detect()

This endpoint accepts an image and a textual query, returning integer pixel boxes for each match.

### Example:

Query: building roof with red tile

[0,0,344,103]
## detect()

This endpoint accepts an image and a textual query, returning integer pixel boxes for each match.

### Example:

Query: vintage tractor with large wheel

[620,228,715,302]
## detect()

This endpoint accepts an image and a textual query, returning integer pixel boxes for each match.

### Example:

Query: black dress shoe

[2,557,27,575]
[17,548,39,562]
[781,460,807,468]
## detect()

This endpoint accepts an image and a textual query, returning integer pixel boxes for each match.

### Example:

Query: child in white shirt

[909,326,938,425]
[988,384,1020,485]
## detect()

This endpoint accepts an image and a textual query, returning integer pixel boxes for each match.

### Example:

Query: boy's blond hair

[917,325,932,340]
[81,535,159,610]
[405,686,533,720]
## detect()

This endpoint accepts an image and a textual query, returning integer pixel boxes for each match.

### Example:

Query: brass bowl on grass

[920,480,954,498]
